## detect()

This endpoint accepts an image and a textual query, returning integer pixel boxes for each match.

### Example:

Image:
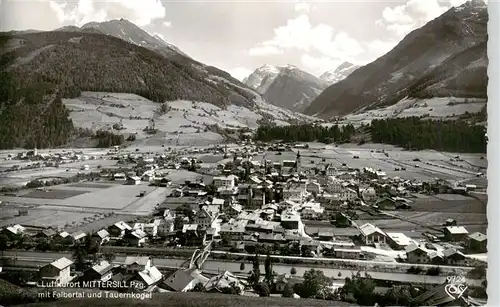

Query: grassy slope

[21,292,357,307]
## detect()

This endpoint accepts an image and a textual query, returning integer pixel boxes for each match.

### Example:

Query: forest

[254,124,356,143]
[94,130,125,148]
[370,117,487,153]
[254,117,486,154]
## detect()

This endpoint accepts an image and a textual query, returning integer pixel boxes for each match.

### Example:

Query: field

[282,144,486,185]
[0,157,118,187]
[0,179,169,232]
[0,209,96,230]
[62,91,315,147]
[339,97,487,126]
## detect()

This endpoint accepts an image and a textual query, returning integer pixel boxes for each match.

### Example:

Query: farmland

[338,97,487,126]
[63,92,315,148]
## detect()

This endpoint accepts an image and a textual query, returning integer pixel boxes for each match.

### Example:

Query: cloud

[375,0,474,39]
[294,2,310,13]
[248,14,363,60]
[248,45,283,56]
[228,67,253,82]
[300,54,343,76]
[48,0,167,27]
[163,21,172,28]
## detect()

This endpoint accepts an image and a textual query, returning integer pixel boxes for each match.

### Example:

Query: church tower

[296,151,301,174]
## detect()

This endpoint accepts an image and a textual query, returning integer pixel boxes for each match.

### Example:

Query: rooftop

[50,257,73,270]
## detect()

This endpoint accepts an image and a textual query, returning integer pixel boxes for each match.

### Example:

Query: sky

[0,0,473,81]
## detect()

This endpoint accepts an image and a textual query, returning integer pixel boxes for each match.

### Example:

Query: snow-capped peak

[319,62,360,85]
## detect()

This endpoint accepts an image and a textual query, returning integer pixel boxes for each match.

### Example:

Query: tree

[221,282,242,295]
[296,269,333,299]
[382,286,413,306]
[103,253,116,263]
[290,267,297,275]
[282,282,295,297]
[36,238,52,252]
[336,272,377,305]
[264,253,273,284]
[255,282,270,297]
[72,243,88,271]
[190,282,205,292]
[0,234,9,252]
[248,253,261,286]
[240,262,245,271]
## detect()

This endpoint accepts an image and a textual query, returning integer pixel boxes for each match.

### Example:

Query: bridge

[180,240,213,270]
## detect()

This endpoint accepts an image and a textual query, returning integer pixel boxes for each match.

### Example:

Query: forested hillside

[0,31,256,149]
[370,117,487,153]
[254,124,356,143]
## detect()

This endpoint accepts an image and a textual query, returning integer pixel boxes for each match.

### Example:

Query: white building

[359,223,387,244]
[361,187,377,202]
[124,256,152,274]
[39,257,73,286]
[283,188,305,203]
[213,175,237,189]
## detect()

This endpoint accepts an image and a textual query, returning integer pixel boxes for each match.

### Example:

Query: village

[0,142,488,304]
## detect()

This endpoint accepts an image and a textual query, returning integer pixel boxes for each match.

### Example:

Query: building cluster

[0,144,487,298]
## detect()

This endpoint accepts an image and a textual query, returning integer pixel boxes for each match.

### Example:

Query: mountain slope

[0,30,314,149]
[79,19,188,58]
[407,41,487,99]
[244,65,328,113]
[319,62,360,85]
[304,0,488,118]
[75,19,254,96]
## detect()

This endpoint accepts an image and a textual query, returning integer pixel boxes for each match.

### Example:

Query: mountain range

[243,64,330,113]
[242,61,360,113]
[304,0,488,118]
[0,0,489,148]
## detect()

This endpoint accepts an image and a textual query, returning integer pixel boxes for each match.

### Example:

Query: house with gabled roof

[39,257,74,285]
[130,266,163,291]
[124,256,152,274]
[164,269,204,292]
[92,229,110,245]
[80,260,113,282]
[35,227,57,239]
[386,232,413,250]
[194,208,213,229]
[123,229,147,247]
[405,244,429,263]
[467,232,487,253]
[1,224,25,238]
[359,223,386,244]
[444,226,469,242]
[442,248,467,266]
[108,221,132,237]
[71,231,86,242]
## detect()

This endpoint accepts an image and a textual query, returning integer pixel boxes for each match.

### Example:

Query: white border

[487,1,498,306]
